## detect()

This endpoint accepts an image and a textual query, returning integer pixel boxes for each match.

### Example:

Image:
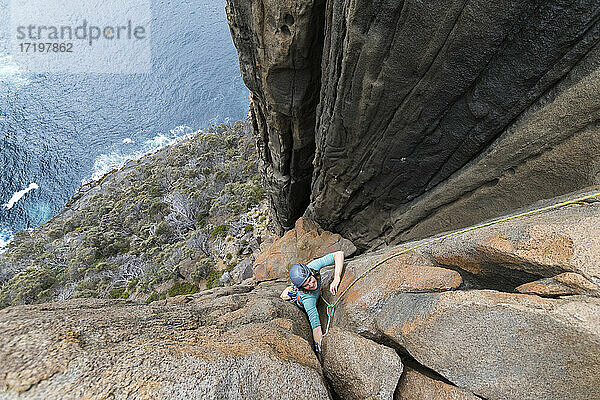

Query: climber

[280,250,345,357]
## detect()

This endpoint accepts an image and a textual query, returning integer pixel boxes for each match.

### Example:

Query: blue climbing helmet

[289,263,311,287]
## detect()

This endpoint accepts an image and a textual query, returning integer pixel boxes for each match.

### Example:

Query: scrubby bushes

[0,119,267,308]
[0,265,59,308]
[167,281,200,297]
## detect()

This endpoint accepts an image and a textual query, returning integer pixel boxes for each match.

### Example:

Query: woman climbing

[280,250,345,356]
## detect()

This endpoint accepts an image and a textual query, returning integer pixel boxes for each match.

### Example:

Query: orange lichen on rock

[253,217,356,281]
[516,272,600,297]
[434,254,483,275]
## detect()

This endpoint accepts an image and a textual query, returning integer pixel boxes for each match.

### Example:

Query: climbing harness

[320,190,600,336]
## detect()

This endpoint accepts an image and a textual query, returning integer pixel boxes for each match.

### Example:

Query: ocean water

[0,0,249,249]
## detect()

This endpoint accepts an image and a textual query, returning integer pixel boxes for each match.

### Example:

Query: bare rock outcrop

[396,367,481,400]
[2,194,600,399]
[316,193,600,399]
[322,327,403,400]
[516,272,600,297]
[0,282,332,399]
[376,291,600,400]
[428,188,600,288]
[253,217,356,281]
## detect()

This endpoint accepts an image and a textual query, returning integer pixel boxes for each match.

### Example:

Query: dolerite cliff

[225,0,600,250]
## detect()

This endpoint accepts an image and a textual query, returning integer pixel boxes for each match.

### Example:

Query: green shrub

[127,279,139,291]
[72,289,98,298]
[155,221,173,237]
[109,287,128,299]
[196,213,208,228]
[206,269,223,290]
[225,134,238,148]
[0,266,60,306]
[145,291,160,304]
[148,200,169,216]
[167,281,200,297]
[75,280,97,292]
[211,224,229,238]
[62,219,77,234]
[47,228,64,240]
[191,258,215,282]
[244,224,254,233]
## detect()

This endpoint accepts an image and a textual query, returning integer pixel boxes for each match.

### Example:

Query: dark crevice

[394,357,488,399]
[355,330,487,399]
[321,369,343,400]
[283,14,295,26]
[439,261,545,293]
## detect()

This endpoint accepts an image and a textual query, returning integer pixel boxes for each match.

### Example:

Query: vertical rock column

[226,0,326,233]
[307,0,600,249]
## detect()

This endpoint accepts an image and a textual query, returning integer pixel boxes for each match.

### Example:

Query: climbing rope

[320,190,600,336]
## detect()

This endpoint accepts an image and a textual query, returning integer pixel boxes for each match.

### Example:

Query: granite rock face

[320,248,462,336]
[227,0,600,249]
[253,217,356,281]
[230,257,255,283]
[396,367,481,400]
[321,327,403,400]
[0,282,332,400]
[375,291,600,400]
[428,190,600,288]
[3,198,600,399]
[516,272,600,297]
[315,196,600,399]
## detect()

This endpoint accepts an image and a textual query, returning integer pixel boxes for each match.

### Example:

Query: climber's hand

[329,277,340,296]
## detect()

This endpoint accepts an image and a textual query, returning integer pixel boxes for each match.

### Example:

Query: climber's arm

[329,250,344,295]
[313,325,323,349]
[302,296,323,346]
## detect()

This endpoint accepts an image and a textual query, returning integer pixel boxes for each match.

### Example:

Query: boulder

[253,217,356,281]
[230,257,254,283]
[516,272,600,297]
[428,194,600,287]
[322,327,403,400]
[320,247,462,335]
[396,367,480,400]
[220,271,231,284]
[0,281,332,399]
[374,290,600,400]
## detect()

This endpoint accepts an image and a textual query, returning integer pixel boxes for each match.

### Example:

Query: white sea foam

[85,125,196,183]
[0,228,13,254]
[3,183,39,210]
[0,55,30,89]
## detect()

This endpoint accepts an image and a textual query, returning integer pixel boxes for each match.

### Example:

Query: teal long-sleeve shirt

[297,252,336,329]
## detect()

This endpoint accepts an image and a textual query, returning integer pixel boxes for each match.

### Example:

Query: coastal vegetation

[0,119,269,308]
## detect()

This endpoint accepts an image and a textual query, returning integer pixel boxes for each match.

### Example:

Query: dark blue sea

[0,0,249,249]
